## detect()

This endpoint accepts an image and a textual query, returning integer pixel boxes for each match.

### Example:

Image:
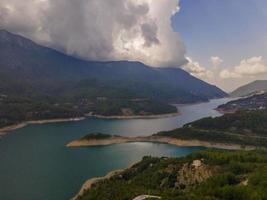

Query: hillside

[75,149,267,200]
[217,92,267,113]
[0,30,226,128]
[230,80,267,97]
[156,109,267,148]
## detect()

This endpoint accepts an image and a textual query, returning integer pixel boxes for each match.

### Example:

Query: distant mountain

[0,30,227,127]
[230,80,267,97]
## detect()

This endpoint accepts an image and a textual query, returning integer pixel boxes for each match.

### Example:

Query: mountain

[230,80,267,97]
[0,30,227,127]
[0,30,226,101]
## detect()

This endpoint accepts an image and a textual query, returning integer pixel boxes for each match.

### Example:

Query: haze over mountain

[230,80,267,97]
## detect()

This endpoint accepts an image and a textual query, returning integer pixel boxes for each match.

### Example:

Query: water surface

[0,98,230,200]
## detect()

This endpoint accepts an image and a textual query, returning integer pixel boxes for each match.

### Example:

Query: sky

[172,0,267,91]
[0,0,267,91]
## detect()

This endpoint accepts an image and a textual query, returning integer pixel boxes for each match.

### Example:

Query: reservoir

[0,98,229,200]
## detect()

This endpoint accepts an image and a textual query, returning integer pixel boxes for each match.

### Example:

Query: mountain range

[0,30,227,127]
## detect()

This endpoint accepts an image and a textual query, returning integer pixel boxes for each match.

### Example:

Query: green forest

[157,110,267,148]
[0,94,177,128]
[77,149,267,200]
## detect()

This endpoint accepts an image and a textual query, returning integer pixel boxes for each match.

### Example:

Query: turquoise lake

[0,98,230,200]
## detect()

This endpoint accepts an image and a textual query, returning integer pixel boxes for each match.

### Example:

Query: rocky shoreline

[71,169,125,200]
[71,160,148,200]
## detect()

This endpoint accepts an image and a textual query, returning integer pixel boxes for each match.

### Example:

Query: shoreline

[69,134,254,200]
[71,169,126,200]
[66,136,254,150]
[71,159,141,200]
[0,117,86,137]
[215,108,236,114]
[0,98,231,137]
[0,112,180,137]
[85,112,180,119]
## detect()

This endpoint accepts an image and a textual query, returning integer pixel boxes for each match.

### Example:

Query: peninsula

[67,109,267,150]
[66,133,250,150]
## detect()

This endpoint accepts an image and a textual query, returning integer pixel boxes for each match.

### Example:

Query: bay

[0,98,230,200]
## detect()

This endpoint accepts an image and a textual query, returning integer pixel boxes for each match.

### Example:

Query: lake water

[0,98,230,200]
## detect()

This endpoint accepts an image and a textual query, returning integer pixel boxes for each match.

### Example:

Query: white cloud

[219,69,241,79]
[179,55,267,91]
[210,56,223,67]
[220,56,267,79]
[235,56,267,75]
[0,0,187,67]
[183,57,213,79]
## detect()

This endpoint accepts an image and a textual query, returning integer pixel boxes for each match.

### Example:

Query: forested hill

[217,92,267,113]
[157,109,267,148]
[0,30,226,128]
[76,149,267,200]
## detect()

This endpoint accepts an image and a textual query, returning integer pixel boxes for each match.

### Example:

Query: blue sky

[171,0,267,91]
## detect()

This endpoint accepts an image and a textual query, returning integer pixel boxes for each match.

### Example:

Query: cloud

[234,56,267,75]
[220,56,267,79]
[210,56,223,67]
[219,69,241,79]
[183,57,213,79]
[0,0,187,67]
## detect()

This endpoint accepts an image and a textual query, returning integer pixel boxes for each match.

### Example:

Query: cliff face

[158,158,216,191]
[74,158,217,200]
[174,159,216,189]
